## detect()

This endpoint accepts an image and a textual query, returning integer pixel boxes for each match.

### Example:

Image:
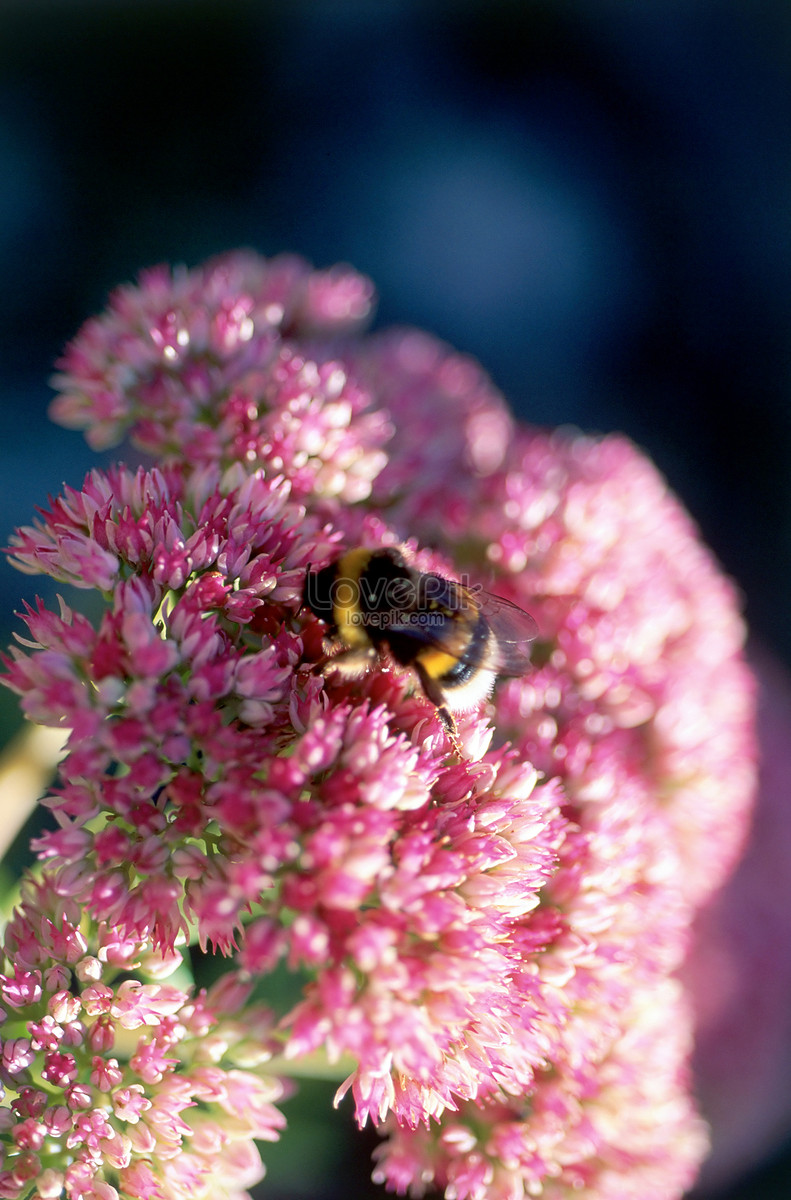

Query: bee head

[302,561,339,623]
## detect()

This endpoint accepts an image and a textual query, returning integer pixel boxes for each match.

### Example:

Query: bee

[302,547,538,749]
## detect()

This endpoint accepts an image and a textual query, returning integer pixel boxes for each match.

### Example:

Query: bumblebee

[302,547,538,747]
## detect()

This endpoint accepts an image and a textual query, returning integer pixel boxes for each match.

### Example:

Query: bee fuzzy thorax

[319,546,375,651]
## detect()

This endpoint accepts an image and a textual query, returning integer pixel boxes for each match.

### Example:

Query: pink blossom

[0,873,283,1200]
[681,650,791,1189]
[49,253,388,502]
[1,251,758,1199]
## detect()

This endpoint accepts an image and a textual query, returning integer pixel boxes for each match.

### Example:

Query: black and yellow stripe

[331,547,374,650]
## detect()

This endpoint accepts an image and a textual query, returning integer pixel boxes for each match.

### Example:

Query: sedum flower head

[0,872,284,1200]
[1,251,756,1199]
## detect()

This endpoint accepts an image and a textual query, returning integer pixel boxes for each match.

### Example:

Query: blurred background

[0,2,789,1197]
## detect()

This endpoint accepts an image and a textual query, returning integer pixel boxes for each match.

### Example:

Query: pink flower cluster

[0,872,284,1200]
[1,252,756,1199]
[49,253,389,502]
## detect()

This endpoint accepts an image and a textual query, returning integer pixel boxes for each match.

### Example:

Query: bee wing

[474,590,539,675]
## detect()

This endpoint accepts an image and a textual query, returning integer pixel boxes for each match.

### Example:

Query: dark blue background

[0,2,789,1196]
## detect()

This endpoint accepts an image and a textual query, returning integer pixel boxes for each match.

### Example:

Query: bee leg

[413,662,464,757]
[314,646,377,679]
